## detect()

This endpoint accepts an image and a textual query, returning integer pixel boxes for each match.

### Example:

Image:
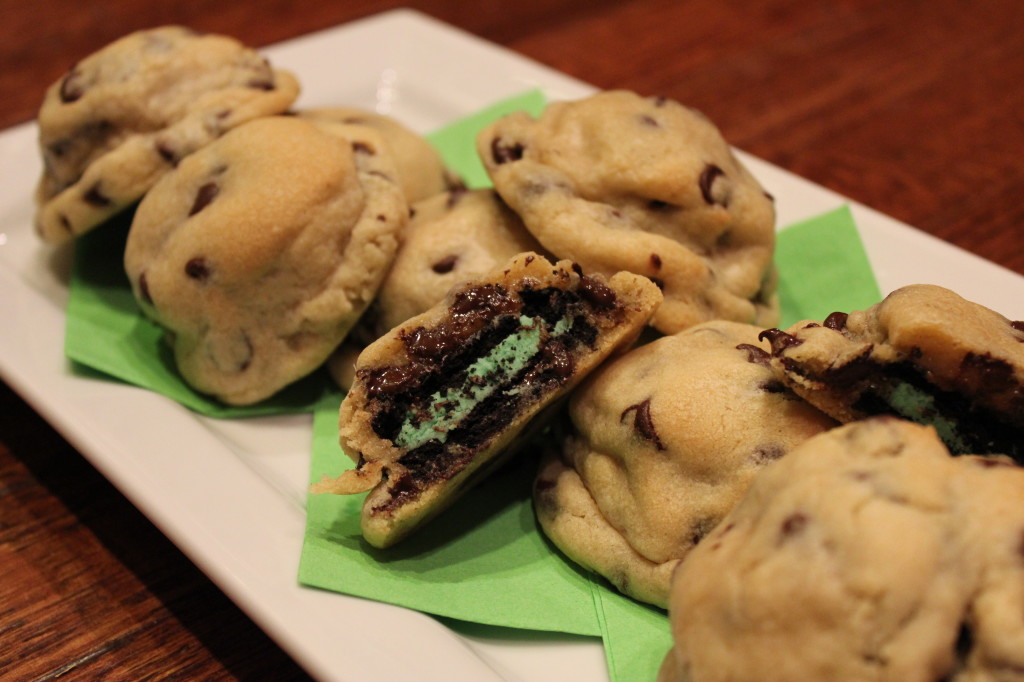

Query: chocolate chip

[736,343,771,366]
[824,311,849,331]
[190,182,219,216]
[352,141,376,155]
[698,164,726,205]
[360,364,419,399]
[750,444,785,464]
[59,214,72,233]
[652,95,668,107]
[759,379,788,393]
[184,257,210,281]
[246,78,275,91]
[491,138,524,164]
[648,199,676,211]
[432,255,458,274]
[156,140,179,166]
[620,398,666,450]
[83,183,110,207]
[638,114,660,127]
[1011,321,1024,340]
[237,333,254,371]
[690,517,717,545]
[649,253,662,270]
[759,328,803,355]
[446,184,468,208]
[780,512,808,538]
[577,275,617,310]
[59,66,85,103]
[138,272,153,304]
[649,277,665,290]
[541,339,575,379]
[235,331,253,368]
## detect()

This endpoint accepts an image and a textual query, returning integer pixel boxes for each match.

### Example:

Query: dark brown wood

[2,1,1022,679]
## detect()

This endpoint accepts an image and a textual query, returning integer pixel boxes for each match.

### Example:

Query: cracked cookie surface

[35,26,299,244]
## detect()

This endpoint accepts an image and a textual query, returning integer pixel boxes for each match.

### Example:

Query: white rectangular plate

[1,9,1021,682]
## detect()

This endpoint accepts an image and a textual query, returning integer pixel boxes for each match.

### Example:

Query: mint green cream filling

[394,315,571,450]
[885,381,969,453]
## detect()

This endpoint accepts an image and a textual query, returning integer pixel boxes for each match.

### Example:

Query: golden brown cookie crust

[124,116,406,405]
[660,417,1024,682]
[535,320,835,607]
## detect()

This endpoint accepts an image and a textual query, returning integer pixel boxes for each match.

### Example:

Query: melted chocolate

[361,273,621,491]
[620,398,666,450]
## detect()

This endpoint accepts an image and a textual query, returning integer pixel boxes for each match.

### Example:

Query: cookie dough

[760,284,1024,458]
[477,90,778,334]
[298,107,456,203]
[533,321,836,607]
[312,253,662,548]
[124,115,406,405]
[35,26,300,244]
[659,417,1024,682]
[327,188,545,390]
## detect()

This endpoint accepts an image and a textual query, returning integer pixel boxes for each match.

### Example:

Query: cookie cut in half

[312,253,662,548]
[759,284,1024,459]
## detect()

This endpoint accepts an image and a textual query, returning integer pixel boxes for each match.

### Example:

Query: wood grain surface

[2,1,1022,679]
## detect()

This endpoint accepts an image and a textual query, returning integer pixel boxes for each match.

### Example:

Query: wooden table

[2,1,1022,679]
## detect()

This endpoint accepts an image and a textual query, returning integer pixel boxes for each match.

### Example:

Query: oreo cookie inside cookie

[361,269,619,508]
[759,285,1024,460]
[313,253,662,547]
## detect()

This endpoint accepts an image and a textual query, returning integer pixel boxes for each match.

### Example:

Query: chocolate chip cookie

[311,253,662,548]
[477,90,778,334]
[124,115,406,405]
[533,320,835,607]
[35,26,299,244]
[659,417,1024,682]
[760,284,1024,459]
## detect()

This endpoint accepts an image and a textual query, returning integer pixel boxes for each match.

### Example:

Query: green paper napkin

[428,90,547,189]
[60,90,548,418]
[63,211,334,417]
[301,393,602,635]
[300,204,883,682]
[775,204,881,328]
